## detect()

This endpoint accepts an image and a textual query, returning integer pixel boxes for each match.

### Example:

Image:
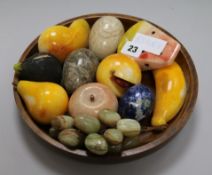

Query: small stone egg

[85,133,108,155]
[122,136,141,150]
[58,128,83,148]
[74,115,101,134]
[51,115,74,130]
[98,109,121,127]
[117,119,141,137]
[62,48,99,94]
[103,129,123,145]
[89,16,124,59]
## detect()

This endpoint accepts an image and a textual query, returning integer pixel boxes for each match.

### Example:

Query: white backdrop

[0,0,211,174]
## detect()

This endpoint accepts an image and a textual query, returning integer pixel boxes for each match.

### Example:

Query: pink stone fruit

[68,83,118,118]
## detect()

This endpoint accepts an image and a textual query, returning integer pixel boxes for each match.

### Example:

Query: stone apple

[68,83,118,118]
[96,53,142,97]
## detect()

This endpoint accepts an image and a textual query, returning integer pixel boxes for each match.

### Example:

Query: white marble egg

[89,16,124,59]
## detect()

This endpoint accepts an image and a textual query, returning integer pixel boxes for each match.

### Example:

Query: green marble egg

[62,48,99,94]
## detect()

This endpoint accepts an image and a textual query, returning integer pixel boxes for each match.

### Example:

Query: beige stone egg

[89,16,124,59]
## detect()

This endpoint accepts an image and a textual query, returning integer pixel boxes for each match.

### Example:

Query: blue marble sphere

[118,84,154,122]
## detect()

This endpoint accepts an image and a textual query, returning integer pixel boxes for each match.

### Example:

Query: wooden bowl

[13,13,198,163]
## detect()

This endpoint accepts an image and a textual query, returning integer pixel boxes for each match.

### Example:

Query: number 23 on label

[121,41,143,57]
[128,45,138,53]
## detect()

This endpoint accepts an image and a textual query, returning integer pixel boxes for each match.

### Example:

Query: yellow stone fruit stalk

[17,81,69,124]
[151,62,187,126]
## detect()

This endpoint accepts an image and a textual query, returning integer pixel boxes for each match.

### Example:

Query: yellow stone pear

[38,18,90,62]
[17,81,69,124]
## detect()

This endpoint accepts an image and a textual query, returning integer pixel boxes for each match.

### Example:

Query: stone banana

[151,62,187,126]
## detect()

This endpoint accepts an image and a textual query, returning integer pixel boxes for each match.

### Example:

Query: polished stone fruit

[122,135,141,150]
[51,115,74,130]
[38,18,90,62]
[62,48,99,94]
[85,133,108,155]
[117,119,141,137]
[89,16,124,59]
[96,53,142,97]
[38,25,74,62]
[68,83,118,118]
[74,115,101,134]
[49,127,60,138]
[118,20,181,70]
[58,128,83,148]
[68,18,90,49]
[151,62,186,126]
[98,109,121,127]
[17,81,68,124]
[14,53,62,83]
[103,129,123,145]
[118,84,154,122]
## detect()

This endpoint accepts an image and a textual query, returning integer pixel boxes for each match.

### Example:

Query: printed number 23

[128,45,138,53]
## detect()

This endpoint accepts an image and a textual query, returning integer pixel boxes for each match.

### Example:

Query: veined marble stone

[62,48,99,94]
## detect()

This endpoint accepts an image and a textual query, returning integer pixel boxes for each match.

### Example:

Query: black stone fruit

[14,53,62,83]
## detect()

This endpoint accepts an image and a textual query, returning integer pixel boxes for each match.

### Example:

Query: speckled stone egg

[89,16,124,59]
[62,48,99,94]
[118,84,154,122]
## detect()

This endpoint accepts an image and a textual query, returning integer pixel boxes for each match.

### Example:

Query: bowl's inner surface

[14,13,198,162]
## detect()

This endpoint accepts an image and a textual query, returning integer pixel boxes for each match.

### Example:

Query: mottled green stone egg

[62,48,99,94]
